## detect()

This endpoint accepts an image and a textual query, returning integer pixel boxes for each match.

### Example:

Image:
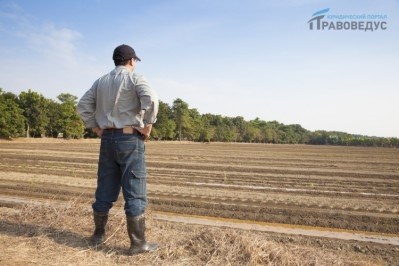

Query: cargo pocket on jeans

[129,170,146,198]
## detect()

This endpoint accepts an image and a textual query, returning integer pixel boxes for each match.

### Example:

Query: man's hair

[114,59,130,66]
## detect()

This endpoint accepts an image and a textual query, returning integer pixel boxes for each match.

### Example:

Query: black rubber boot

[126,214,158,255]
[89,211,108,245]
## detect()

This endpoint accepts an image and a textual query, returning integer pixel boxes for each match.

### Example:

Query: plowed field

[1,139,398,264]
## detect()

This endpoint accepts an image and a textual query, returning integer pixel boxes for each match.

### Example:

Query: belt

[103,127,139,134]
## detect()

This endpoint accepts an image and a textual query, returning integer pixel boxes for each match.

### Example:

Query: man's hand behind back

[92,127,104,138]
[138,124,152,141]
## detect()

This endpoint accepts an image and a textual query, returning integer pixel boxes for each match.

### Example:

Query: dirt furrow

[1,177,398,234]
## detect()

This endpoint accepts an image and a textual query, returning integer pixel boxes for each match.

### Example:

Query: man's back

[77,66,158,130]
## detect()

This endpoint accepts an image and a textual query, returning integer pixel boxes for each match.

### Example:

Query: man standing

[77,44,159,254]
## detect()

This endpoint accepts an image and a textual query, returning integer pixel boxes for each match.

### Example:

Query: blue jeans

[92,130,147,217]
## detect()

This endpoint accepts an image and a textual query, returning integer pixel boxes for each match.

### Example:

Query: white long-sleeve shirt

[77,66,159,129]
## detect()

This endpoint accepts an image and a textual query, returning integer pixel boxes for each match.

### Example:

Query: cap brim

[135,56,141,62]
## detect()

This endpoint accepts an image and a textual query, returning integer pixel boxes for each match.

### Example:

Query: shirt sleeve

[77,80,99,129]
[134,75,159,125]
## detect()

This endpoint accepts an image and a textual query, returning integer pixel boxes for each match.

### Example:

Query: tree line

[0,88,84,139]
[1,88,398,147]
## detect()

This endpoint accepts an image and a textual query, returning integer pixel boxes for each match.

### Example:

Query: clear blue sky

[1,0,398,137]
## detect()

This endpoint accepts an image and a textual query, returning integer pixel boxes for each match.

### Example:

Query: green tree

[208,114,224,141]
[185,108,202,140]
[57,93,78,105]
[18,90,50,137]
[46,99,61,137]
[172,98,190,141]
[152,101,175,140]
[55,93,84,139]
[243,123,258,143]
[198,114,214,142]
[0,89,25,138]
[231,116,246,142]
[264,127,277,143]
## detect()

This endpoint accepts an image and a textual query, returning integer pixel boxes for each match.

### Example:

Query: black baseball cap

[112,44,141,62]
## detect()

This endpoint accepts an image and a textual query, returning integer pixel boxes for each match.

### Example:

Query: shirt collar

[112,65,133,74]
